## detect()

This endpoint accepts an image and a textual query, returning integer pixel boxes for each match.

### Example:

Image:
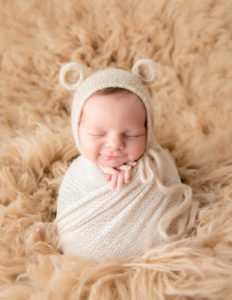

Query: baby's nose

[106,134,124,150]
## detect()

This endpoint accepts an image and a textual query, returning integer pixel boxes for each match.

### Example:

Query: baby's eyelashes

[87,133,105,137]
[87,132,145,138]
[123,133,145,138]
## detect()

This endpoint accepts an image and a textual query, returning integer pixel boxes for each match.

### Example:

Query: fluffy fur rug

[0,0,232,299]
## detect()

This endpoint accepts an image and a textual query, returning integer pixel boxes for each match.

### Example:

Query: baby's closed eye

[124,132,145,138]
[87,132,105,137]
[86,131,145,138]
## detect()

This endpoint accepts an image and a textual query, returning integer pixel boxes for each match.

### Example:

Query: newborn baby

[55,59,197,261]
[79,88,146,190]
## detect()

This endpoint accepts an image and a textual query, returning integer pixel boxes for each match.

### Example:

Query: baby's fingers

[111,173,119,190]
[116,172,124,190]
[105,174,112,182]
[117,165,131,171]
[124,168,132,183]
[126,161,137,167]
[100,166,119,175]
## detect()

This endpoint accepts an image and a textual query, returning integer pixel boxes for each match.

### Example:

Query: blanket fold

[55,147,194,261]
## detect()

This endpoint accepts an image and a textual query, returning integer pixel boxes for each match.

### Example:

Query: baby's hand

[100,161,137,190]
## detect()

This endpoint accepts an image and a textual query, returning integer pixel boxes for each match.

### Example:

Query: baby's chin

[100,162,125,169]
[99,159,128,169]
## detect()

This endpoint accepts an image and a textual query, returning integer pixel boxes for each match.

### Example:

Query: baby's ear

[132,58,159,84]
[59,62,87,91]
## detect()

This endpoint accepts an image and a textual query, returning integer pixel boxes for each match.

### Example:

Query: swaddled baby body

[55,59,197,261]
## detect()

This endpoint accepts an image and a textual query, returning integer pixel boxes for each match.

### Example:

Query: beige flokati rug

[0,0,232,299]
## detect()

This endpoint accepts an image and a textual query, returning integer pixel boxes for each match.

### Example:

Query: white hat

[59,59,159,155]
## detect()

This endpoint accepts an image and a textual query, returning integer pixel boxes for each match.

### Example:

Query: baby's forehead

[79,92,146,125]
[83,89,144,112]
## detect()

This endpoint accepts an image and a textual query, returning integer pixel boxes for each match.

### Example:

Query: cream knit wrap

[55,59,198,261]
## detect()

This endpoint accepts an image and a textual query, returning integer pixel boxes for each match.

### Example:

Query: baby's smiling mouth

[101,153,124,160]
[100,154,128,168]
[106,155,120,159]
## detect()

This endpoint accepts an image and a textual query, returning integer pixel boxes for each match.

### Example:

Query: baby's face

[79,90,147,168]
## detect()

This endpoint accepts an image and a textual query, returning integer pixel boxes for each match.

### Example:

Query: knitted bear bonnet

[59,59,160,183]
[58,59,197,242]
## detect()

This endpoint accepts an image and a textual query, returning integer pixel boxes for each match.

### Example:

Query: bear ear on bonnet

[59,62,87,91]
[59,58,159,91]
[131,58,159,84]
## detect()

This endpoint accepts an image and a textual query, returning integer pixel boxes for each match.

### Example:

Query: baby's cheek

[80,137,94,159]
[88,139,102,158]
[131,140,146,159]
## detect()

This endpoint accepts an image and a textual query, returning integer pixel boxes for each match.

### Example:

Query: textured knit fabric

[55,59,197,261]
[55,149,184,261]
